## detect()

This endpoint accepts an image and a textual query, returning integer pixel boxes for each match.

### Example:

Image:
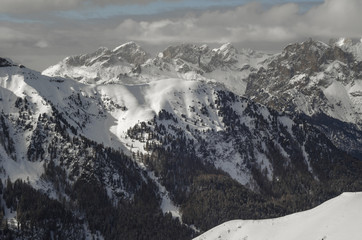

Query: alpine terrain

[0,38,361,239]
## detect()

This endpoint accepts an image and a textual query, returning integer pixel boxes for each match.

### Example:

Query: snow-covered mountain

[44,39,362,159]
[5,53,353,197]
[246,38,362,125]
[194,192,362,240]
[44,42,270,95]
[43,39,362,129]
[43,42,150,85]
[244,39,362,158]
[2,38,362,239]
[0,58,194,239]
[39,42,361,195]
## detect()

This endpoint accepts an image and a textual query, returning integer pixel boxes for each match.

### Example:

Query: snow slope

[194,192,362,240]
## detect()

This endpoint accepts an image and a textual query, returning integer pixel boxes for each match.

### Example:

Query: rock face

[0,57,17,67]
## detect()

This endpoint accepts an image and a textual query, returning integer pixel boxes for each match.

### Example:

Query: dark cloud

[0,0,183,14]
[0,0,83,13]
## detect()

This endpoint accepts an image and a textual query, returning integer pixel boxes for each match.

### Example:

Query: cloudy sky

[1,0,361,71]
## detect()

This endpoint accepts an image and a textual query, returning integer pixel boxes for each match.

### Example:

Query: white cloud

[2,0,362,71]
[35,40,49,48]
[303,0,362,38]
[0,26,27,41]
[108,3,299,44]
[108,0,362,45]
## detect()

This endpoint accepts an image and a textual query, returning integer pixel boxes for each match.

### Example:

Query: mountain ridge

[43,38,362,158]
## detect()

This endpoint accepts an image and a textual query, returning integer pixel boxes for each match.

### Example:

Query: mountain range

[0,37,362,239]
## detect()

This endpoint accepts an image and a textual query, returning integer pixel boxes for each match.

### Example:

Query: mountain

[44,42,269,95]
[44,39,362,158]
[42,42,362,199]
[1,39,362,239]
[244,38,362,159]
[43,42,151,85]
[245,38,362,125]
[0,60,194,239]
[194,192,362,240]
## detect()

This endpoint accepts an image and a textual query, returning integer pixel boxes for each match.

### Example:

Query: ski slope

[194,192,362,240]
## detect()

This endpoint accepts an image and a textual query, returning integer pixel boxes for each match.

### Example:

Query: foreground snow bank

[195,192,362,240]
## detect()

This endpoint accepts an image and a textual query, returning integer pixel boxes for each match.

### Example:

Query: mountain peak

[112,41,138,51]
[112,41,150,65]
[211,43,239,64]
[215,42,237,54]
[160,43,206,64]
[283,38,330,57]
[279,38,354,71]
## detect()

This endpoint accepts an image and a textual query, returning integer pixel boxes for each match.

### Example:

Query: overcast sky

[1,0,361,71]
